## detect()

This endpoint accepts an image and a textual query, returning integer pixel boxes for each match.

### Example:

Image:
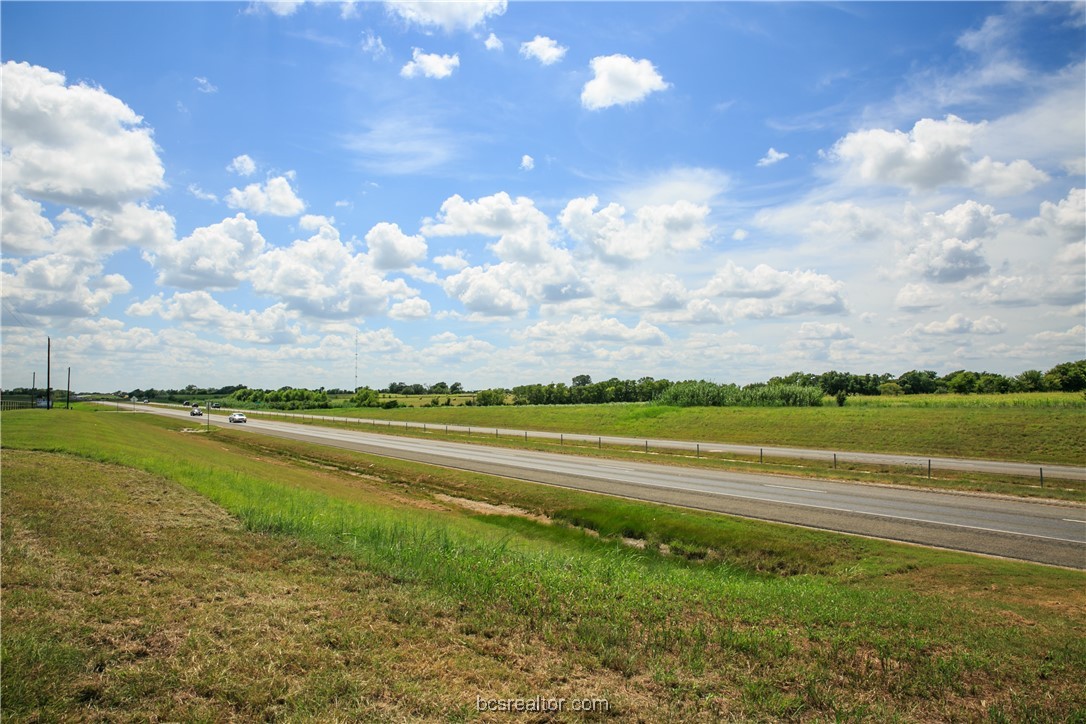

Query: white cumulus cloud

[559,196,712,264]
[830,114,1048,196]
[146,213,266,290]
[400,48,460,79]
[228,154,257,176]
[385,0,507,33]
[581,54,669,110]
[520,35,567,65]
[226,174,305,216]
[365,222,428,270]
[2,60,164,209]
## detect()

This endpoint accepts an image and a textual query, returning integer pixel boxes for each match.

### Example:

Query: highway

[134,404,1086,568]
[166,405,1086,481]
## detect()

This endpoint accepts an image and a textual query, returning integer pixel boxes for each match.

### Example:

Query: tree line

[104,359,1084,410]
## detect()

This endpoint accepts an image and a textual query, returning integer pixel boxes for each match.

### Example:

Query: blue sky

[2,1,1083,393]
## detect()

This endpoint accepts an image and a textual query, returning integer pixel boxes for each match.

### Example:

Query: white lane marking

[765,483,825,493]
[1063,519,1086,524]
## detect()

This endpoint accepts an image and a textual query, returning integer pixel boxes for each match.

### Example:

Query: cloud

[401,48,460,79]
[757,148,789,167]
[559,196,712,264]
[520,36,567,65]
[251,1,306,17]
[226,174,305,216]
[127,291,304,344]
[581,54,669,110]
[485,33,503,51]
[424,192,558,264]
[910,313,1006,336]
[615,166,730,207]
[389,297,431,320]
[829,115,1048,196]
[1029,187,1085,244]
[2,61,164,209]
[1,253,131,320]
[520,154,534,171]
[433,251,469,271]
[1,189,55,257]
[361,30,388,59]
[194,76,218,93]
[145,213,266,290]
[797,322,853,340]
[902,237,989,283]
[246,221,413,319]
[442,263,531,317]
[700,262,848,318]
[343,117,459,174]
[187,184,218,202]
[365,222,428,270]
[895,282,942,311]
[228,154,257,176]
[385,0,507,33]
[521,314,668,346]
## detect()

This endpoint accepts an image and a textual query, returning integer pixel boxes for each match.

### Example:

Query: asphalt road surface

[131,404,1086,568]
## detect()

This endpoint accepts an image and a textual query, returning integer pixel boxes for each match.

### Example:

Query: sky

[1,1,1084,393]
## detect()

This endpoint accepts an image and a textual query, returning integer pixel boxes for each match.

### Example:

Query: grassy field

[2,408,1084,721]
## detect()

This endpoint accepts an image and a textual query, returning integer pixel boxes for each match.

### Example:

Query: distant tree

[430,381,449,395]
[1014,369,1045,392]
[571,374,592,388]
[896,370,939,394]
[944,370,978,395]
[475,388,507,406]
[450,382,463,394]
[351,386,380,407]
[975,373,1012,394]
[878,382,904,396]
[1043,360,1086,392]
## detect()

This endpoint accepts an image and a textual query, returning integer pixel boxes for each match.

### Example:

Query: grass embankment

[286,394,1086,466]
[3,409,1084,721]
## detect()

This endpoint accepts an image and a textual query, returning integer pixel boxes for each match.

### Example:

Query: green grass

[261,394,1086,466]
[3,408,1085,721]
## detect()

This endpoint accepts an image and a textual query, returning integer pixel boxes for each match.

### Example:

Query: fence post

[760,448,763,464]
[833,453,837,469]
[696,444,700,458]
[1040,467,1044,488]
[598,437,601,449]
[928,459,932,479]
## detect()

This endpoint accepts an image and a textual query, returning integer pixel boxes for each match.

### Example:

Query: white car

[228,412,247,423]
[190,407,203,416]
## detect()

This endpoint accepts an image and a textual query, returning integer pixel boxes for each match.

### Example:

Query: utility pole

[66,367,71,409]
[46,337,52,410]
[354,333,359,392]
[32,372,36,409]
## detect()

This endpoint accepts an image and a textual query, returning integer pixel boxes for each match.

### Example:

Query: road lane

[132,405,1086,567]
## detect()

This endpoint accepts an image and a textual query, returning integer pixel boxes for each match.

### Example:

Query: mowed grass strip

[3,408,1085,721]
[264,394,1086,466]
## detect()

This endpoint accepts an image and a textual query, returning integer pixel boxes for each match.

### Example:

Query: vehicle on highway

[211,402,221,409]
[190,407,203,416]
[228,412,247,423]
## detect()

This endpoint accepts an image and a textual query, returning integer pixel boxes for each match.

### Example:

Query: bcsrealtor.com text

[476,695,610,713]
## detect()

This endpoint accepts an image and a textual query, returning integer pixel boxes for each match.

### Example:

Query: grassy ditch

[3,408,1085,721]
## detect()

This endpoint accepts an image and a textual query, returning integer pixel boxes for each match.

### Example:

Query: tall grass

[655,381,824,407]
[4,409,1085,719]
